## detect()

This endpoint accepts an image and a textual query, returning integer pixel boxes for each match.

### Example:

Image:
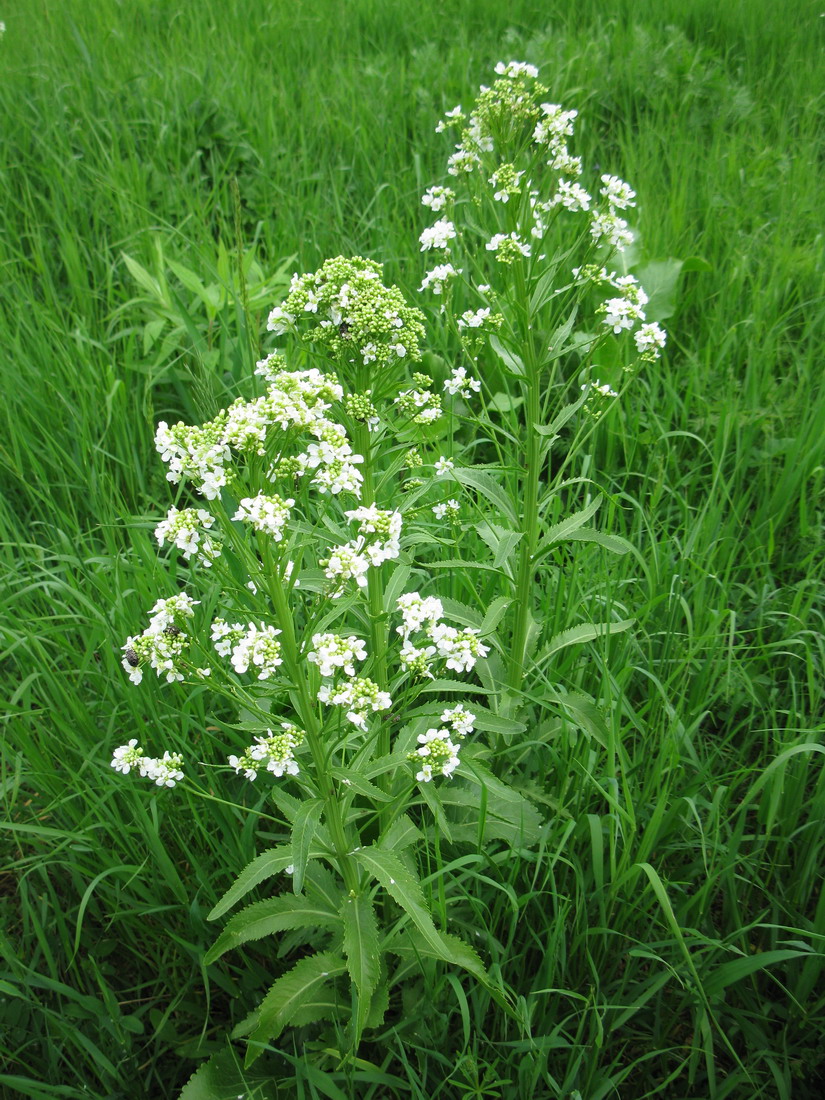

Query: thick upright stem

[507,362,542,695]
[266,567,359,893]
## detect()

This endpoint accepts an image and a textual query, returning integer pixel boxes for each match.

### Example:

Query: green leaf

[331,766,393,802]
[178,1042,279,1099]
[545,304,579,363]
[554,690,610,748]
[704,948,813,997]
[635,258,684,322]
[489,334,525,377]
[539,618,635,665]
[204,894,342,965]
[451,467,517,525]
[541,497,601,547]
[243,952,347,1064]
[377,814,423,851]
[291,798,325,894]
[353,846,444,957]
[486,391,524,413]
[208,845,293,921]
[561,527,634,555]
[341,892,381,1041]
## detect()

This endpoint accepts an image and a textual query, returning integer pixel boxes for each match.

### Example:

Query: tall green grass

[1,0,823,1096]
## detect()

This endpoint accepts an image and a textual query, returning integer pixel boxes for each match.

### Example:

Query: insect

[124,648,139,667]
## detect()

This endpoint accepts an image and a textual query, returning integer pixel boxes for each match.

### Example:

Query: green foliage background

[1,0,823,1097]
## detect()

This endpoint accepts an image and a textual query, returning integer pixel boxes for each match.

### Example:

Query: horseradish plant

[111,61,665,1067]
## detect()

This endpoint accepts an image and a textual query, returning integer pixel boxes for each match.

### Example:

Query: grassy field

[1,0,824,1097]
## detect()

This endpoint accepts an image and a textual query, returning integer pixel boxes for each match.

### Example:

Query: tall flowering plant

[110,62,665,1071]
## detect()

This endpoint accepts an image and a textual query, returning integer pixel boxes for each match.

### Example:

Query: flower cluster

[318,677,392,730]
[396,374,442,424]
[155,507,220,566]
[307,634,367,677]
[211,620,283,679]
[419,263,460,295]
[269,256,426,370]
[233,493,294,541]
[155,367,351,500]
[111,741,185,787]
[409,705,476,783]
[228,724,304,781]
[396,592,489,678]
[121,594,202,685]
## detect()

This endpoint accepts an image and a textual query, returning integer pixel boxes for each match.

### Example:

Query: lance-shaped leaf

[291,798,324,895]
[341,891,381,1042]
[538,619,635,667]
[242,951,347,1066]
[354,845,444,957]
[204,894,342,965]
[208,845,293,921]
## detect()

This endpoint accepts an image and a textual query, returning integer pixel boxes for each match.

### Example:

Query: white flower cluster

[432,499,461,521]
[396,592,489,678]
[444,365,481,398]
[233,493,294,542]
[228,723,303,781]
[486,232,531,262]
[121,593,202,685]
[304,420,364,497]
[211,619,283,680]
[271,256,426,370]
[594,273,667,360]
[419,218,457,253]
[154,367,347,499]
[319,507,402,594]
[111,740,185,787]
[396,381,442,425]
[419,263,460,294]
[307,633,367,677]
[318,677,392,730]
[155,506,219,566]
[421,185,455,212]
[410,706,476,783]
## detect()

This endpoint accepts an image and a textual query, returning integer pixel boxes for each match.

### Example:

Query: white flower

[111,739,144,775]
[322,542,371,591]
[419,263,459,294]
[307,634,367,678]
[634,322,667,359]
[421,186,455,212]
[435,457,454,475]
[444,366,481,397]
[601,296,644,334]
[551,180,592,212]
[429,623,489,673]
[318,677,392,729]
[419,219,457,252]
[396,593,444,637]
[432,499,460,520]
[142,751,185,788]
[233,494,294,542]
[441,705,476,737]
[494,60,538,79]
[486,232,531,261]
[600,174,636,210]
[266,305,295,335]
[413,727,461,782]
[456,309,491,330]
[228,623,283,680]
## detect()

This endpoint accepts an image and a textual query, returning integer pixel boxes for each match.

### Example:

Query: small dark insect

[124,648,139,667]
[163,625,181,637]
[338,322,351,338]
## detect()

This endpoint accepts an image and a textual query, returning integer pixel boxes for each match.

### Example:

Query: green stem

[266,563,359,893]
[507,262,543,698]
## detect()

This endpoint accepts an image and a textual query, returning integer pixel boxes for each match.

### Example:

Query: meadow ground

[1,1,824,1097]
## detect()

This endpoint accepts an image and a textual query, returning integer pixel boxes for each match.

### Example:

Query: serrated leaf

[489,334,525,377]
[563,528,633,555]
[554,690,610,748]
[244,951,347,1065]
[208,845,293,921]
[451,467,516,524]
[353,846,444,956]
[291,799,324,894]
[535,388,589,437]
[178,1042,279,1100]
[378,813,423,851]
[204,895,341,965]
[539,619,635,666]
[331,766,392,802]
[385,926,492,990]
[341,892,381,1043]
[541,497,601,547]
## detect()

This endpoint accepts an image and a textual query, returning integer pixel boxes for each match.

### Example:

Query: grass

[1,0,824,1096]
